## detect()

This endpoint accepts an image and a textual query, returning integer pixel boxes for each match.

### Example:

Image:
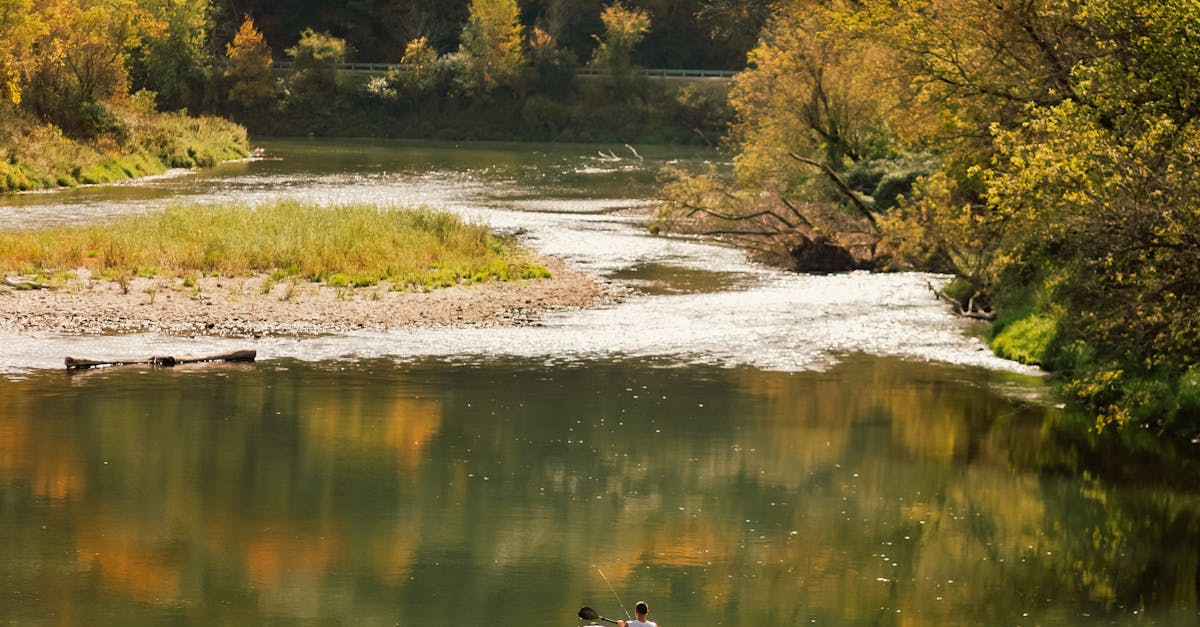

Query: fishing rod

[594,565,632,620]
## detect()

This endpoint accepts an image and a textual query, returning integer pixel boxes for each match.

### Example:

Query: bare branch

[776,194,816,230]
[788,152,878,230]
[680,203,795,230]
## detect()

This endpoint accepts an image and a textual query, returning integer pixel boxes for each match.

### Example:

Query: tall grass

[0,104,249,193]
[0,201,550,289]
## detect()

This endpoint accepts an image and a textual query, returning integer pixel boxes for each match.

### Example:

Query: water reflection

[1,357,1195,625]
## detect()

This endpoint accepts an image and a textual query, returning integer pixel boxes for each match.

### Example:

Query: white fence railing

[273,61,738,79]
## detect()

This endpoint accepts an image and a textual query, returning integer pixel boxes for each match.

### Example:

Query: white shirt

[624,620,657,627]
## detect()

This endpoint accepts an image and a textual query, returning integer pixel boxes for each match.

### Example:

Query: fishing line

[594,565,632,620]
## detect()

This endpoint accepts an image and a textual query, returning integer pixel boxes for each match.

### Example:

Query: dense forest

[216,0,763,69]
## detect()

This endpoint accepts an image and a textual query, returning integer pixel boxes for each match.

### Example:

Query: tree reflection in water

[0,356,1195,625]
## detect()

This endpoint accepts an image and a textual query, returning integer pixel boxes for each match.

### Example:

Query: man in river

[618,601,658,627]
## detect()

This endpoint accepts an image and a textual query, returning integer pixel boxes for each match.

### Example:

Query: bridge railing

[273,61,738,79]
[575,67,739,79]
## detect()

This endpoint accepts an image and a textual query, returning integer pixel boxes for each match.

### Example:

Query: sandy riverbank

[0,257,610,336]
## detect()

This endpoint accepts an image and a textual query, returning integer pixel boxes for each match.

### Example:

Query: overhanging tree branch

[680,202,795,230]
[787,152,878,230]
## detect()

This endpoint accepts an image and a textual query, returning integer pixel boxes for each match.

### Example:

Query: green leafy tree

[456,0,525,99]
[134,0,212,112]
[283,28,347,119]
[587,2,649,94]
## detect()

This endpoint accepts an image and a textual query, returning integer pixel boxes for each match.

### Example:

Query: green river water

[0,139,1196,625]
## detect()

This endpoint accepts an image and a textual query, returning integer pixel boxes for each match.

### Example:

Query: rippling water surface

[1,139,1196,626]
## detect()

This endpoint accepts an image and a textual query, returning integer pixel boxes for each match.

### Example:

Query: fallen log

[4,276,49,290]
[65,349,257,370]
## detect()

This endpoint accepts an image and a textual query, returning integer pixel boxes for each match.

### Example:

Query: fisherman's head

[635,601,649,617]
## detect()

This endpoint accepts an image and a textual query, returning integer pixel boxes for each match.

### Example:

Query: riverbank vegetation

[228,1,733,142]
[658,0,1200,447]
[0,201,549,290]
[2,0,739,188]
[0,0,250,193]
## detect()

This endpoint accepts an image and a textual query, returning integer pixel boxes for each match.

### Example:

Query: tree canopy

[213,0,757,70]
[662,0,1200,439]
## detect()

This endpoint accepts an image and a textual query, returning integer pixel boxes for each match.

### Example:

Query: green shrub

[991,313,1058,365]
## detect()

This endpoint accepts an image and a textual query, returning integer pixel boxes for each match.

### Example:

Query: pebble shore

[0,258,609,337]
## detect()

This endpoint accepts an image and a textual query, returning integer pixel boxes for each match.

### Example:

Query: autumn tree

[983,0,1200,433]
[659,0,906,271]
[587,2,650,94]
[861,0,1097,286]
[526,25,576,94]
[223,14,274,112]
[24,0,146,138]
[684,0,1200,437]
[0,0,42,115]
[455,0,525,99]
[696,0,771,62]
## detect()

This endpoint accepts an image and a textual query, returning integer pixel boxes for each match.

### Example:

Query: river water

[0,139,1196,625]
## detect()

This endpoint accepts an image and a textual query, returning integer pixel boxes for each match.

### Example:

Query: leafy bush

[991,313,1058,366]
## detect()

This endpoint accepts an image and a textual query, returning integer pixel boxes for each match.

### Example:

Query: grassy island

[0,201,550,290]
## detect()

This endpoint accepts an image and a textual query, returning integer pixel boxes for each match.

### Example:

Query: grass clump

[991,313,1058,366]
[986,283,1060,366]
[0,201,550,290]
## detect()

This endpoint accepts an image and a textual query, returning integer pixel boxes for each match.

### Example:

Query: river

[0,138,1196,625]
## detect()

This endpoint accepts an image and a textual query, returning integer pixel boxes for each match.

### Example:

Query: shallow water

[1,139,1197,625]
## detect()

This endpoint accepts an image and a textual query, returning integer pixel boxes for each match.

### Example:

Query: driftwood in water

[64,349,257,370]
[928,282,997,321]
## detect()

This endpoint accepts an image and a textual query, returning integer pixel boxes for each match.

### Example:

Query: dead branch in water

[65,349,257,370]
[927,281,997,320]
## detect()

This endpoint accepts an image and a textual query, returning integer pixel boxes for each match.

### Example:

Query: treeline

[1,0,742,183]
[658,0,1200,446]
[224,0,732,142]
[216,0,763,71]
